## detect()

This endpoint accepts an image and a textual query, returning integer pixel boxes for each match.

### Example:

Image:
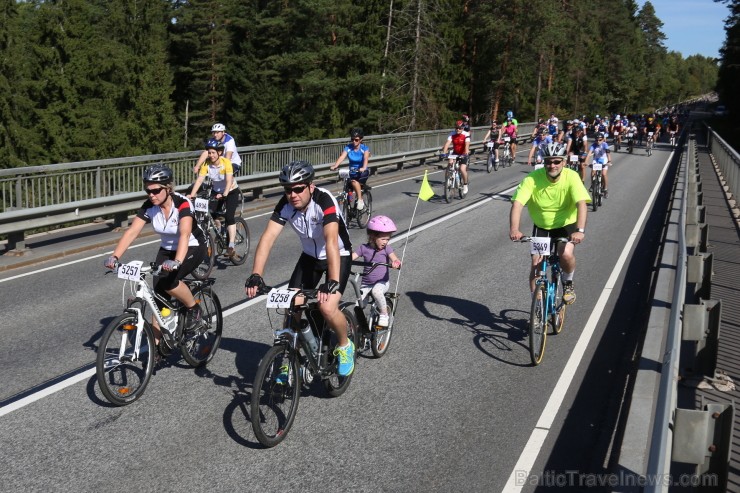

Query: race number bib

[592,162,604,171]
[648,132,654,137]
[569,155,578,162]
[338,168,350,179]
[534,163,544,170]
[627,133,634,138]
[530,237,551,256]
[194,198,209,213]
[614,132,619,136]
[265,288,298,308]
[504,136,511,142]
[486,142,494,149]
[117,261,143,281]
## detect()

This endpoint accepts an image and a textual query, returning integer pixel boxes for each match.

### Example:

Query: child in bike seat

[352,215,402,327]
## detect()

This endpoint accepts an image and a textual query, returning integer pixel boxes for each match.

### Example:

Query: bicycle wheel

[371,296,395,358]
[96,313,155,406]
[528,285,547,366]
[487,152,494,173]
[357,190,372,228]
[250,345,301,447]
[340,193,351,225]
[192,231,216,280]
[180,286,223,367]
[229,218,251,266]
[550,274,566,335]
[444,168,453,203]
[323,307,359,397]
[592,179,599,212]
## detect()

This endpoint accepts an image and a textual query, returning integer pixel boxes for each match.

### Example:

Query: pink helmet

[367,215,397,233]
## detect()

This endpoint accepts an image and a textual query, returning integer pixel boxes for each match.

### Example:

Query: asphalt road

[0,141,678,493]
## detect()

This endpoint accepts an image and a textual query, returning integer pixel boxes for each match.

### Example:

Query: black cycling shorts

[349,169,370,185]
[289,253,352,294]
[154,244,207,294]
[211,190,239,226]
[531,223,578,241]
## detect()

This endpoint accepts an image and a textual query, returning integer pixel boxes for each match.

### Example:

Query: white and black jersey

[270,186,352,259]
[136,192,205,251]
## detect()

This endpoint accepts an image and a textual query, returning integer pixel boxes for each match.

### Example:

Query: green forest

[0,0,719,168]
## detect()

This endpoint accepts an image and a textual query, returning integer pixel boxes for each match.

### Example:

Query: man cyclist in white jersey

[245,161,355,376]
[193,123,242,175]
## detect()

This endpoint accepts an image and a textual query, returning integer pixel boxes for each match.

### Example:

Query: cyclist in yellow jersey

[509,142,591,304]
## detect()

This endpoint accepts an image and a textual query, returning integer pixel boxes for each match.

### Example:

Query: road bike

[192,183,251,280]
[439,153,467,203]
[613,131,621,152]
[250,285,359,447]
[347,260,400,358]
[517,237,569,366]
[590,161,605,212]
[97,261,223,406]
[500,136,514,167]
[646,132,655,156]
[669,130,677,148]
[485,141,498,172]
[337,168,372,228]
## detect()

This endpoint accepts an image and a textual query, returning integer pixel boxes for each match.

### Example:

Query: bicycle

[337,168,373,228]
[347,260,400,358]
[590,161,605,212]
[567,154,580,172]
[669,130,677,148]
[517,237,569,366]
[439,153,467,203]
[500,136,514,167]
[646,132,654,156]
[625,132,636,154]
[191,186,251,280]
[613,131,621,152]
[97,261,223,406]
[485,140,499,172]
[250,285,359,447]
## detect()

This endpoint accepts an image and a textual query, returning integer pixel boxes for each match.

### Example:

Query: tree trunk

[380,0,394,103]
[534,52,544,122]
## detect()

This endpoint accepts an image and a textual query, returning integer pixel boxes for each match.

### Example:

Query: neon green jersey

[511,168,591,229]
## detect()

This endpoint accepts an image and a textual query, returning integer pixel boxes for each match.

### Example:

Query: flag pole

[393,170,432,294]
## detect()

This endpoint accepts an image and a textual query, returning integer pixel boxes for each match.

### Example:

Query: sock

[357,199,364,208]
[562,271,574,282]
[229,242,235,248]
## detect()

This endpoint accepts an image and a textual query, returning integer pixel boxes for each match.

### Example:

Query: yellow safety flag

[419,170,434,201]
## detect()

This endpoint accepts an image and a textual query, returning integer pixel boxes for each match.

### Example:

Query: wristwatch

[576,228,585,233]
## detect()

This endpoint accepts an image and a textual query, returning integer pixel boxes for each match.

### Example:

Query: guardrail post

[252,187,263,200]
[113,212,129,229]
[672,401,733,492]
[682,299,722,375]
[6,231,26,251]
[685,222,708,253]
[687,253,713,302]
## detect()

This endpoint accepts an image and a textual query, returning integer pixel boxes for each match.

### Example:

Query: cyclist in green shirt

[509,142,591,304]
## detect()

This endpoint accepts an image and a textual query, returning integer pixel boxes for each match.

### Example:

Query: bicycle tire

[528,285,547,366]
[550,274,566,335]
[192,231,216,280]
[180,286,223,367]
[487,152,494,173]
[444,168,453,204]
[371,296,395,358]
[341,193,351,225]
[250,344,301,447]
[357,190,372,228]
[229,218,251,266]
[96,313,155,406]
[322,307,359,397]
[592,177,599,212]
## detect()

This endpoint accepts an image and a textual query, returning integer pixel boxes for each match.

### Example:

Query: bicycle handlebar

[515,236,571,244]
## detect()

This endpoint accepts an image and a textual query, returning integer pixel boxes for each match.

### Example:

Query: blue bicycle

[518,237,569,365]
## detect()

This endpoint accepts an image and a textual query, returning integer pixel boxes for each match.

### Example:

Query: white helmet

[211,123,226,132]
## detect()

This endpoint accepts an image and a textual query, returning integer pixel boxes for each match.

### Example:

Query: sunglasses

[284,185,308,195]
[545,159,564,166]
[144,187,166,195]
[352,137,362,142]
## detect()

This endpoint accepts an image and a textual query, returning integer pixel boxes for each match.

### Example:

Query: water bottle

[347,190,354,206]
[299,320,318,356]
[160,307,177,334]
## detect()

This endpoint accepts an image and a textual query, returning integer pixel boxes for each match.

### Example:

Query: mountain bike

[485,141,499,172]
[439,153,467,203]
[347,260,400,358]
[590,161,605,212]
[250,285,359,447]
[646,132,655,156]
[97,261,223,406]
[191,185,251,280]
[337,168,372,228]
[500,136,514,167]
[517,237,569,366]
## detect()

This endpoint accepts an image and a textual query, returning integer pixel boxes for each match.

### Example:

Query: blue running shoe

[334,341,355,377]
[275,364,289,385]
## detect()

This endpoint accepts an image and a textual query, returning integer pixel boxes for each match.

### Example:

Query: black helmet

[142,163,173,184]
[279,160,314,185]
[350,127,364,139]
[205,138,225,151]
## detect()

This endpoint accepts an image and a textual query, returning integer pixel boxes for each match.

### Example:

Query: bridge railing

[706,125,739,203]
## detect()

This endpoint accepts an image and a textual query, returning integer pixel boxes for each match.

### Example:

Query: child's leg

[371,282,390,314]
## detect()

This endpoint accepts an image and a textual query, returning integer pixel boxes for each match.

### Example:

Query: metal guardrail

[616,128,732,492]
[706,125,739,203]
[0,124,536,250]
